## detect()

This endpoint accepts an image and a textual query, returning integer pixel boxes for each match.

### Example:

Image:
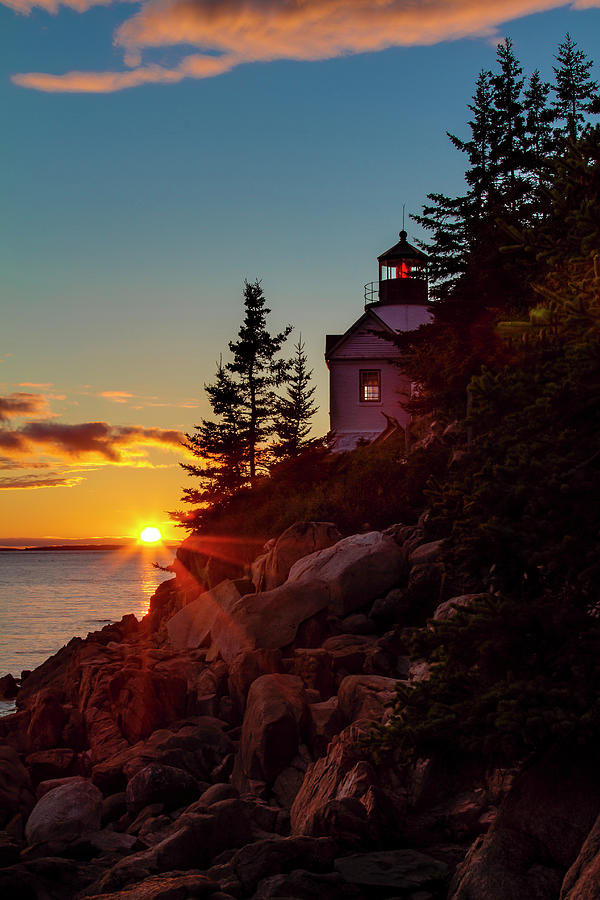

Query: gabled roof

[378,230,428,263]
[325,308,396,361]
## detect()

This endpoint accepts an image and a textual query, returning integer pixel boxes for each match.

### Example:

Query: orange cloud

[100,390,134,403]
[0,421,186,462]
[12,55,234,92]
[0,392,50,421]
[9,0,598,93]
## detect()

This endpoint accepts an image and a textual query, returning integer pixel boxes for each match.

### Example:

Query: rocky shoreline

[0,521,598,899]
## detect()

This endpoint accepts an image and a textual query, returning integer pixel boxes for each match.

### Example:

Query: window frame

[359,369,381,403]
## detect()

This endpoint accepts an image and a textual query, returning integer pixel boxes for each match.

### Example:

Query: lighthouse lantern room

[325,229,432,452]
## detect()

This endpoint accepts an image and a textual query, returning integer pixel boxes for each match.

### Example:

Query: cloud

[18,382,54,389]
[0,420,186,462]
[0,457,50,470]
[0,473,85,489]
[9,0,599,93]
[4,0,122,12]
[99,390,134,403]
[0,392,50,421]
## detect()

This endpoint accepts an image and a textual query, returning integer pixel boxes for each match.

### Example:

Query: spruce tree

[552,34,599,143]
[412,71,495,295]
[175,279,291,528]
[273,338,318,458]
[178,358,247,517]
[227,279,292,479]
[523,70,555,198]
[489,38,526,209]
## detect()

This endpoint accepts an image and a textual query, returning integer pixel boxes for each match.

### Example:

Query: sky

[2,0,600,543]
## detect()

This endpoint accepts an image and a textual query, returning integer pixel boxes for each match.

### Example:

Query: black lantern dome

[365,230,429,306]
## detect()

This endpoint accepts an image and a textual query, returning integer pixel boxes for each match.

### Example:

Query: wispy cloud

[4,0,122,11]
[0,456,50,470]
[99,390,134,403]
[0,473,85,489]
[8,0,597,94]
[98,389,199,409]
[0,392,50,421]
[18,382,54,389]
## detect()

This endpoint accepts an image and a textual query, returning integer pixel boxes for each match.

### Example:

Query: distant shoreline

[0,544,178,552]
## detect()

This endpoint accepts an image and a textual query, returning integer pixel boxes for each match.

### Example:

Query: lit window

[360,370,381,402]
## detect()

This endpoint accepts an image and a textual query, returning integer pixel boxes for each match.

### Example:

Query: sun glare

[140,526,162,544]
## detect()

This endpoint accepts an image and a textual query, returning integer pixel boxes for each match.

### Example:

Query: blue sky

[1,0,600,540]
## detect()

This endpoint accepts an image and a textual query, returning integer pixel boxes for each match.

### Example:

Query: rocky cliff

[0,520,597,900]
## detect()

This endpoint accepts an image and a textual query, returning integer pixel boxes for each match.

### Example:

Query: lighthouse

[325,230,432,452]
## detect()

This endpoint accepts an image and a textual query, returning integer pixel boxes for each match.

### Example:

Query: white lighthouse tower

[325,230,432,452]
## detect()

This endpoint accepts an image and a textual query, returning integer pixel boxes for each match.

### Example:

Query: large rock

[87,872,220,899]
[450,747,600,900]
[125,763,200,815]
[230,835,337,894]
[92,718,234,794]
[187,531,404,664]
[108,667,187,744]
[0,745,35,829]
[228,649,284,716]
[211,581,331,663]
[334,849,448,893]
[166,579,245,651]
[235,674,308,786]
[254,869,360,899]
[175,532,260,593]
[26,689,67,751]
[25,747,77,784]
[0,673,18,700]
[288,531,405,616]
[408,539,445,566]
[561,811,600,899]
[25,779,103,847]
[336,675,398,725]
[252,522,342,591]
[290,723,390,841]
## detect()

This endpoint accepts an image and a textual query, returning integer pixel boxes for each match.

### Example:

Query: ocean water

[0,547,174,715]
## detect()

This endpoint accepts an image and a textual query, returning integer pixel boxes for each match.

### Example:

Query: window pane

[360,370,381,402]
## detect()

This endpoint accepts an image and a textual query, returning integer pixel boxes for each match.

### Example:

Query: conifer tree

[489,38,527,211]
[273,337,318,458]
[227,279,292,479]
[179,358,247,512]
[552,34,600,142]
[175,279,291,527]
[523,70,555,197]
[412,71,495,294]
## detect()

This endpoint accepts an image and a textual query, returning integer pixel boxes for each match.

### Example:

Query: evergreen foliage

[552,33,600,142]
[179,436,447,541]
[273,338,319,458]
[368,49,600,769]
[175,279,292,528]
[227,279,293,480]
[179,358,247,511]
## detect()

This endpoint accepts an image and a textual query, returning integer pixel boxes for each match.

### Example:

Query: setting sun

[140,526,162,543]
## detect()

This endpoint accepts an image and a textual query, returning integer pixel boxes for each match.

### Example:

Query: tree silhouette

[273,337,318,458]
[176,279,291,527]
[552,33,599,143]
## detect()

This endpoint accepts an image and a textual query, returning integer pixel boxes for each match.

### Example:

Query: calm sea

[0,548,174,716]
